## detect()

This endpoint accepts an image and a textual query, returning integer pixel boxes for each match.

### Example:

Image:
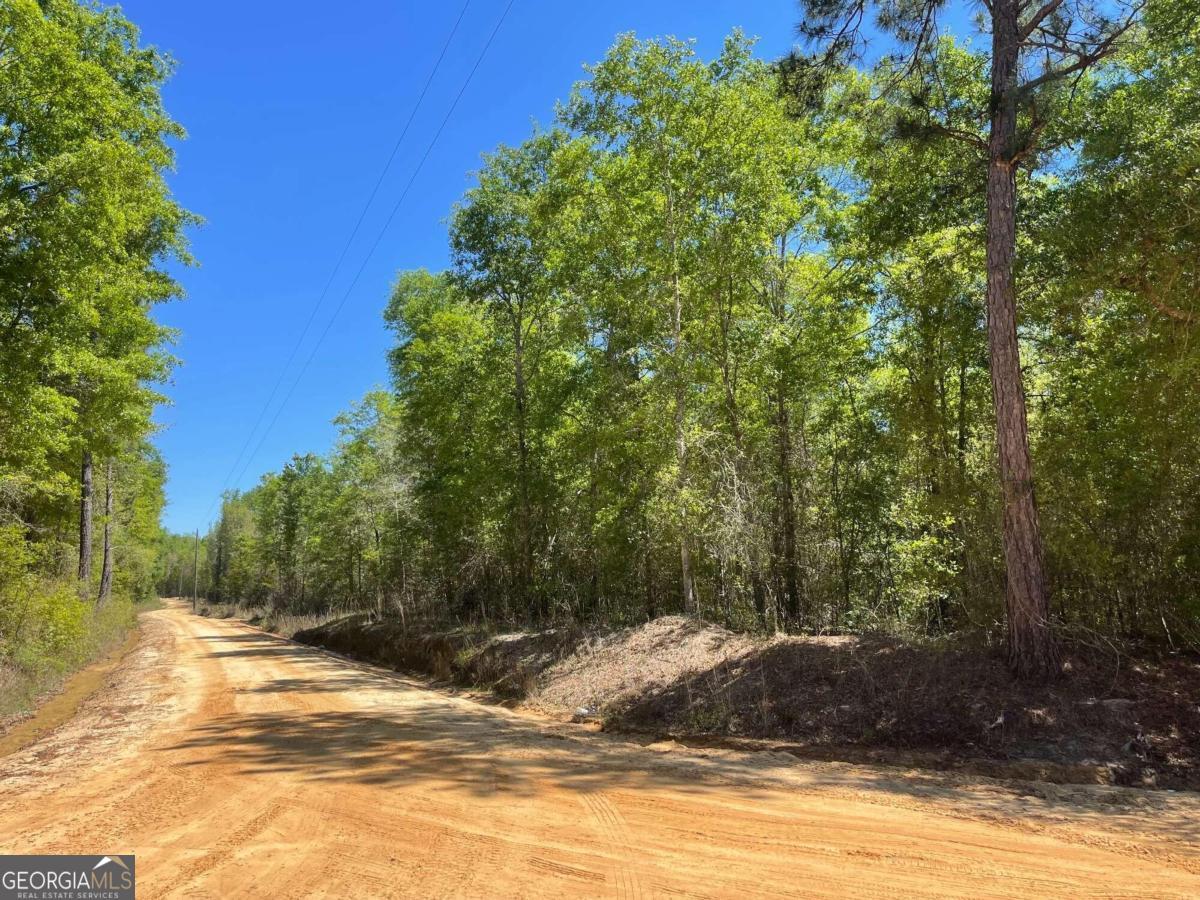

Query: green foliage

[0,0,188,707]
[205,13,1200,645]
[1,0,190,503]
[0,527,85,673]
[0,525,137,715]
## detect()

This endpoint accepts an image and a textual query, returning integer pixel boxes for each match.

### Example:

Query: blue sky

[129,0,816,534]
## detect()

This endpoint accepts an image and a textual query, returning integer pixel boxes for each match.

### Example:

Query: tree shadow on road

[163,624,1200,852]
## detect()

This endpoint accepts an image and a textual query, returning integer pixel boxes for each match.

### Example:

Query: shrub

[0,526,136,715]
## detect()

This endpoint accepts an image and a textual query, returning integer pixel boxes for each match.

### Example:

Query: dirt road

[1,604,1198,898]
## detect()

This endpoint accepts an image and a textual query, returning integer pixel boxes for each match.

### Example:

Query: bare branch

[1145,292,1196,325]
[926,118,989,150]
[1020,0,1066,40]
[1016,0,1145,96]
[1018,11,1139,96]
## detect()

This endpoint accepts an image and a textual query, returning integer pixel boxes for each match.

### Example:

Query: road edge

[0,625,141,759]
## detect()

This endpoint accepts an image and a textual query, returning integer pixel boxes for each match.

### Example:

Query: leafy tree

[1,0,189,604]
[202,21,1200,671]
[794,0,1146,677]
[1,1,189,704]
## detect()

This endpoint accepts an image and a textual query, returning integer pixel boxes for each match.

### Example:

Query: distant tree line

[198,0,1200,678]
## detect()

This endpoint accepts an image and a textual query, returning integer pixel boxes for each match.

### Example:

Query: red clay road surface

[2,602,1199,898]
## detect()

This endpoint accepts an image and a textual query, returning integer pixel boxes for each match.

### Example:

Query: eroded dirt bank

[1,603,1199,898]
[294,614,1200,789]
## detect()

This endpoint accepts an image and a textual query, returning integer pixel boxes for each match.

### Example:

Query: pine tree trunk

[98,459,114,604]
[987,0,1057,680]
[78,449,94,593]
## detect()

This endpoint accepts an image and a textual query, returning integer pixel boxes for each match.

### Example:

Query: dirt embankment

[293,615,1200,790]
[8,604,1200,898]
[293,614,582,698]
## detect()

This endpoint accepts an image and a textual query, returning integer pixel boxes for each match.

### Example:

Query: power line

[224,0,517,500]
[202,1,474,525]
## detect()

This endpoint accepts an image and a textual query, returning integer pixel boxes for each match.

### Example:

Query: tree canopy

[1,0,190,695]
[203,7,1200,674]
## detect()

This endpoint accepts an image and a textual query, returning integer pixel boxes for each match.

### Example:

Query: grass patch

[0,527,143,721]
[135,596,165,613]
[197,601,341,639]
[0,598,137,720]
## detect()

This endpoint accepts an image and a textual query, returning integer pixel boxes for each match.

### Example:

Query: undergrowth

[197,600,341,639]
[0,527,138,719]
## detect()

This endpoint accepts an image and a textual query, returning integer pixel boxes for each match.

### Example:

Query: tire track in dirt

[1,603,1199,899]
[580,791,647,900]
[172,799,290,890]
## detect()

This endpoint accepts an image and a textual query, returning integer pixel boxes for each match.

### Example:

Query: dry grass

[531,616,755,716]
[199,602,341,639]
[288,612,1200,790]
[291,615,583,697]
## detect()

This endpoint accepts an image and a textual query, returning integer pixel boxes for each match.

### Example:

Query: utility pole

[192,529,200,613]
